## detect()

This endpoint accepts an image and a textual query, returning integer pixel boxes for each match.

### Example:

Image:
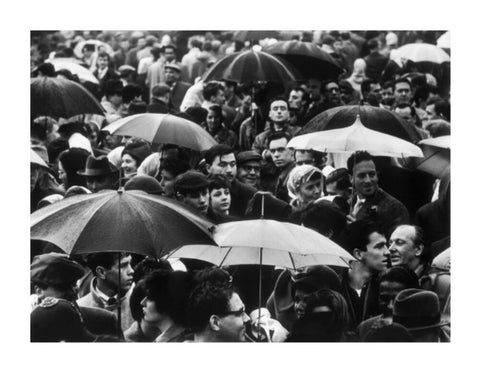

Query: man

[77,252,135,332]
[201,81,236,128]
[204,144,256,217]
[267,131,296,203]
[364,38,389,83]
[146,44,180,94]
[347,151,409,234]
[392,77,413,106]
[394,103,424,131]
[94,52,120,100]
[173,170,210,215]
[252,97,300,155]
[322,167,351,214]
[30,253,120,338]
[187,282,251,342]
[294,149,327,169]
[101,79,126,123]
[360,78,382,106]
[164,62,192,112]
[78,155,120,193]
[146,83,171,113]
[288,87,309,127]
[236,150,263,189]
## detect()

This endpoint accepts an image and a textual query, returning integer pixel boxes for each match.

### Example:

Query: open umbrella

[50,58,99,84]
[31,189,217,258]
[288,114,424,158]
[232,31,280,42]
[73,40,114,58]
[31,149,49,169]
[413,135,450,179]
[395,43,450,64]
[437,31,450,50]
[31,77,105,120]
[102,113,217,151]
[299,104,422,143]
[263,40,343,80]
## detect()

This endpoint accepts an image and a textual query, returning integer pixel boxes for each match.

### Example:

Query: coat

[229,178,257,217]
[169,81,192,112]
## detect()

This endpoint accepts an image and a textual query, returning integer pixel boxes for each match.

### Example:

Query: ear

[176,193,185,202]
[353,248,364,261]
[415,243,424,257]
[209,315,221,332]
[205,163,211,173]
[34,285,43,297]
[95,266,107,280]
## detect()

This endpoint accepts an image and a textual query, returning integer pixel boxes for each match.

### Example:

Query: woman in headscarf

[286,164,324,211]
[346,58,367,98]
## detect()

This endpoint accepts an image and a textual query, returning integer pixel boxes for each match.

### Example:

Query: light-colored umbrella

[31,149,49,168]
[414,135,450,178]
[436,31,450,49]
[288,114,424,158]
[102,113,217,151]
[50,58,99,84]
[395,43,450,64]
[73,40,114,58]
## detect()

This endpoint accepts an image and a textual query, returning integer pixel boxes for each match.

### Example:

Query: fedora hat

[392,288,450,331]
[77,155,119,177]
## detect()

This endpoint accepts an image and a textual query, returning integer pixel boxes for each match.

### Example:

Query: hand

[346,214,356,224]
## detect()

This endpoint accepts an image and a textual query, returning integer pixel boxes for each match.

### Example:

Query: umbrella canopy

[203,50,301,87]
[395,43,450,64]
[31,189,217,258]
[413,135,450,178]
[31,149,49,168]
[166,219,354,269]
[298,105,422,143]
[50,58,99,84]
[436,31,450,50]
[31,77,105,120]
[263,40,343,80]
[232,31,280,42]
[73,40,114,58]
[288,115,424,158]
[102,113,217,151]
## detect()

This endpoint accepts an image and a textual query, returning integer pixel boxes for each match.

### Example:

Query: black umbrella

[298,105,423,143]
[232,30,280,42]
[31,76,105,120]
[263,40,343,80]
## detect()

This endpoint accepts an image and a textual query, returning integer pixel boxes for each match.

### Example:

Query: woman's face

[58,161,68,186]
[141,297,162,324]
[298,177,322,205]
[121,154,138,178]
[210,187,231,215]
[159,169,175,197]
[206,109,222,133]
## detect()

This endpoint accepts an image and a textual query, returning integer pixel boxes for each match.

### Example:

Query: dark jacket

[230,178,257,217]
[146,98,171,114]
[169,81,192,112]
[79,305,122,339]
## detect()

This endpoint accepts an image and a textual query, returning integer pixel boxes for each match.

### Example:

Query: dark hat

[152,83,171,97]
[292,265,341,295]
[164,62,182,73]
[31,297,95,342]
[125,175,162,195]
[237,151,263,166]
[325,167,350,185]
[174,170,209,193]
[363,322,414,342]
[121,141,152,165]
[59,147,91,176]
[34,62,56,77]
[77,155,119,177]
[104,79,123,95]
[31,253,85,287]
[392,288,450,331]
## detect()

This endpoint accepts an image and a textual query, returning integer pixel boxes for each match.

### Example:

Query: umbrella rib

[288,252,296,271]
[218,246,233,267]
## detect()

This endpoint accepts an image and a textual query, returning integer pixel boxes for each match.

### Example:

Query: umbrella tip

[117,187,124,194]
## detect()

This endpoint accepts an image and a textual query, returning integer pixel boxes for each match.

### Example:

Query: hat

[164,62,182,73]
[31,253,85,287]
[125,175,163,195]
[174,170,209,193]
[152,83,171,97]
[77,155,119,177]
[121,141,152,165]
[392,288,450,331]
[237,151,263,166]
[292,265,341,295]
[104,79,123,95]
[31,297,95,342]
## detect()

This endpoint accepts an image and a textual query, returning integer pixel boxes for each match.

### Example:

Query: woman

[346,58,367,98]
[57,147,91,191]
[158,158,190,198]
[120,140,152,180]
[202,104,237,149]
[141,270,197,342]
[286,164,324,211]
[207,174,236,223]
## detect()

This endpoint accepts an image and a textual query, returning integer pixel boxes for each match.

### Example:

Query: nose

[387,299,394,311]
[243,312,251,323]
[140,297,147,307]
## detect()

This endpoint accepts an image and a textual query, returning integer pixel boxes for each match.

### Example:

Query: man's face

[394,82,412,105]
[378,281,406,317]
[164,47,176,62]
[86,174,117,193]
[206,109,222,133]
[288,90,305,110]
[366,83,382,105]
[102,255,134,295]
[294,150,315,166]
[325,82,341,104]
[306,78,322,101]
[164,67,180,84]
[269,137,293,168]
[159,169,175,197]
[359,232,390,272]
[394,106,416,126]
[425,104,437,120]
[352,160,378,198]
[183,189,209,214]
[216,292,250,342]
[210,187,231,214]
[208,153,237,182]
[109,92,123,106]
[237,161,261,187]
[293,288,311,319]
[268,100,289,124]
[389,225,421,267]
[381,87,394,106]
[97,56,109,69]
[211,89,226,105]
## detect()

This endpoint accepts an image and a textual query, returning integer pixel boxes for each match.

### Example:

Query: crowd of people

[30,30,450,342]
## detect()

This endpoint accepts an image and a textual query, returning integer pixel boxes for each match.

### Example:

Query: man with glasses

[236,150,263,189]
[187,282,251,342]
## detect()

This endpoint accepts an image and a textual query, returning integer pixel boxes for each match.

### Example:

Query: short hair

[321,79,340,94]
[203,82,224,101]
[132,257,173,284]
[194,267,232,287]
[204,144,234,166]
[267,131,292,148]
[187,283,235,333]
[393,78,412,91]
[366,38,379,51]
[160,158,191,177]
[360,78,375,97]
[207,104,224,122]
[409,225,425,247]
[144,270,197,327]
[97,51,110,61]
[207,173,231,191]
[346,151,375,175]
[301,200,347,240]
[162,44,177,53]
[395,103,417,116]
[379,266,420,289]
[434,100,450,121]
[85,252,130,274]
[122,84,143,104]
[82,44,95,52]
[343,220,385,253]
[425,119,450,137]
[268,96,289,110]
[290,86,308,101]
[129,279,147,322]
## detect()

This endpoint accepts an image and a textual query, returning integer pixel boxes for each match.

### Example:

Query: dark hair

[97,51,110,61]
[207,173,231,191]
[346,151,375,175]
[132,257,173,284]
[85,252,130,274]
[162,44,177,53]
[379,266,420,289]
[187,283,235,333]
[425,119,450,137]
[434,100,450,121]
[268,96,289,110]
[58,147,91,189]
[160,158,191,177]
[207,104,225,123]
[204,144,234,166]
[395,103,417,116]
[360,78,375,98]
[129,279,147,322]
[266,131,292,148]
[82,43,95,52]
[203,82,224,101]
[301,200,347,241]
[321,79,340,94]
[366,38,379,51]
[122,84,143,104]
[144,270,197,327]
[343,220,384,253]
[194,267,232,287]
[393,78,412,91]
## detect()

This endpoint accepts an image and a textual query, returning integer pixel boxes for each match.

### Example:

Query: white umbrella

[414,135,450,178]
[395,43,450,64]
[287,115,424,158]
[73,40,114,58]
[31,149,49,168]
[51,58,99,84]
[436,31,450,49]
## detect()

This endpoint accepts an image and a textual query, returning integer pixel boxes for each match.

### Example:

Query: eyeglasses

[242,165,261,172]
[219,307,246,317]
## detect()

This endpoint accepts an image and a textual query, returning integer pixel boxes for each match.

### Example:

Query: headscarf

[286,164,323,202]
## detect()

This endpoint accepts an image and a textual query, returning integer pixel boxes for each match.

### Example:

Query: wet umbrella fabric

[414,135,450,179]
[232,30,280,42]
[395,43,450,64]
[31,149,49,169]
[50,59,99,84]
[298,105,422,143]
[102,113,217,151]
[31,77,105,120]
[31,189,217,258]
